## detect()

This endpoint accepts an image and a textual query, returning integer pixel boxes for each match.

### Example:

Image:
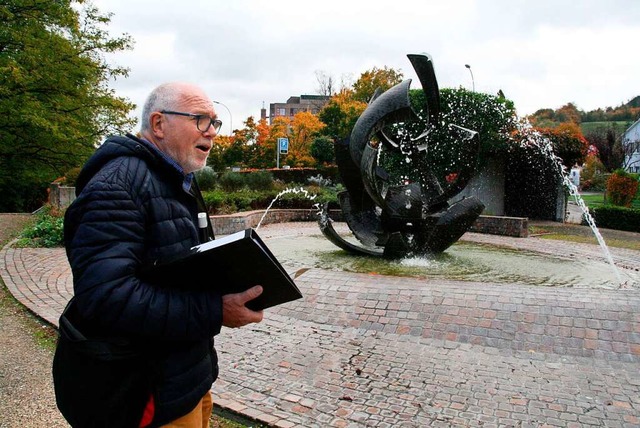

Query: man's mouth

[196,144,210,153]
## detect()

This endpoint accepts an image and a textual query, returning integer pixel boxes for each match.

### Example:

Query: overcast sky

[92,0,640,135]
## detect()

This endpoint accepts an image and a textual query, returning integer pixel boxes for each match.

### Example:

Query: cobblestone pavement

[2,222,640,427]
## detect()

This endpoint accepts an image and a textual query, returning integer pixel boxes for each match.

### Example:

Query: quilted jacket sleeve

[65,157,223,341]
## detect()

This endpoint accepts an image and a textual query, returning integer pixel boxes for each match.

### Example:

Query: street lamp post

[212,100,232,135]
[464,64,475,92]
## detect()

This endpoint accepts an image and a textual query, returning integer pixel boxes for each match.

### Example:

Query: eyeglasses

[160,110,223,133]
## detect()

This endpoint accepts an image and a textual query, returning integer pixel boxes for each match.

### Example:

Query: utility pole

[464,64,475,92]
[212,100,232,135]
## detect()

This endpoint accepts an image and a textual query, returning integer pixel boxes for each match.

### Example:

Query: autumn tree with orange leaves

[207,65,402,169]
[268,112,325,167]
[352,66,404,103]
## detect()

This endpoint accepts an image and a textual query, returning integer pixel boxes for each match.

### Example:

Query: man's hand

[222,285,264,328]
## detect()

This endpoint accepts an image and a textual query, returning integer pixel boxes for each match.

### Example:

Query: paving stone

[2,223,640,427]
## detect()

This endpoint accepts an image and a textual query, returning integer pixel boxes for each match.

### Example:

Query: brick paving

[2,222,640,427]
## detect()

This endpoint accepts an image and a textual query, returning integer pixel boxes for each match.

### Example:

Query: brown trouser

[161,391,213,428]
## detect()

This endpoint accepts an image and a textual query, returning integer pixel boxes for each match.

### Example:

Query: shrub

[581,155,608,191]
[201,186,339,215]
[18,206,64,247]
[606,169,639,207]
[591,205,640,233]
[307,174,332,187]
[202,189,226,212]
[194,166,217,191]
[245,171,274,191]
[228,190,258,211]
[218,171,246,191]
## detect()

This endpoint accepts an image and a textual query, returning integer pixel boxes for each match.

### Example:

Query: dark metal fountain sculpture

[319,53,485,258]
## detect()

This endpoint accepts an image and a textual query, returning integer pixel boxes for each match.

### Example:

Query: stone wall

[469,215,529,238]
[211,209,335,235]
[212,209,529,238]
[48,183,76,209]
[451,157,506,216]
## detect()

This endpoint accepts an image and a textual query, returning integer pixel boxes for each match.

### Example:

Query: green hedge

[201,186,338,214]
[590,205,640,233]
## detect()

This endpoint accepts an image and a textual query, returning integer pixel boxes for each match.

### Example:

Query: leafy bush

[201,189,227,212]
[606,169,639,207]
[218,171,246,191]
[228,191,258,211]
[410,87,516,160]
[245,171,274,191]
[591,205,640,233]
[201,186,339,214]
[581,155,608,191]
[194,166,217,191]
[17,206,64,247]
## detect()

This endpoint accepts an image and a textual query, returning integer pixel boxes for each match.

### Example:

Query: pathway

[2,222,639,427]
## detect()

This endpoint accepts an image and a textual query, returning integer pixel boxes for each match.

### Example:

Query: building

[263,95,330,124]
[622,118,640,173]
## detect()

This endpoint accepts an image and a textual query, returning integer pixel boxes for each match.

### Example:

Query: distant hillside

[529,96,640,128]
[580,121,631,135]
[582,96,640,122]
[627,95,640,108]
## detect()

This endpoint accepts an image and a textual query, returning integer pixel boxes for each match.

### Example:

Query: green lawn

[576,193,606,207]
[576,192,640,209]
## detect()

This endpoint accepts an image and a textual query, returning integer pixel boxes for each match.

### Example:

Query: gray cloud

[94,0,640,132]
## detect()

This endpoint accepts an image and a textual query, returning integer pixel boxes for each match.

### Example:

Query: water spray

[256,187,318,230]
[515,120,625,286]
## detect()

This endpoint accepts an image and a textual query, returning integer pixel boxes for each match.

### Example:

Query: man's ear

[149,112,165,138]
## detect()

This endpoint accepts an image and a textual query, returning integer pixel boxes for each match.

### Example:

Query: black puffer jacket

[59,133,222,426]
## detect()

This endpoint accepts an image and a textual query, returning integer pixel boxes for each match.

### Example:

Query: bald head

[140,82,209,133]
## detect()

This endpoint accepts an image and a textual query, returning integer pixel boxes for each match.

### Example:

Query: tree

[556,103,582,124]
[246,117,274,169]
[315,70,352,97]
[584,125,625,172]
[528,108,557,128]
[528,103,582,127]
[310,135,334,166]
[351,66,403,103]
[315,70,336,97]
[0,0,134,211]
[284,111,325,167]
[535,123,588,168]
[318,89,367,140]
[221,138,246,168]
[622,137,640,172]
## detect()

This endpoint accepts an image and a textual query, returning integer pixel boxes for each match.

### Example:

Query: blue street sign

[278,137,289,154]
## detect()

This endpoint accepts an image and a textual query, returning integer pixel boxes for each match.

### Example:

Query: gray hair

[140,83,182,132]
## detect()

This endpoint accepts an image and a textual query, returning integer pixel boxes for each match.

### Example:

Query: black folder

[141,228,302,311]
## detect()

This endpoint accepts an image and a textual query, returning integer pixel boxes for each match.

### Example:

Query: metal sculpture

[319,53,485,258]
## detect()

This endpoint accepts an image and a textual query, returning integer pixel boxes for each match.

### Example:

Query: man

[53,82,263,427]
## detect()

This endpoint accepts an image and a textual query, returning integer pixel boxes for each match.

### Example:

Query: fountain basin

[260,222,640,289]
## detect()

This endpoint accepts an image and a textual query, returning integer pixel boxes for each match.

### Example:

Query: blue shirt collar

[139,138,194,193]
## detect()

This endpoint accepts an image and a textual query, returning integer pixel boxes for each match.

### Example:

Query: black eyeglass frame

[160,110,223,133]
